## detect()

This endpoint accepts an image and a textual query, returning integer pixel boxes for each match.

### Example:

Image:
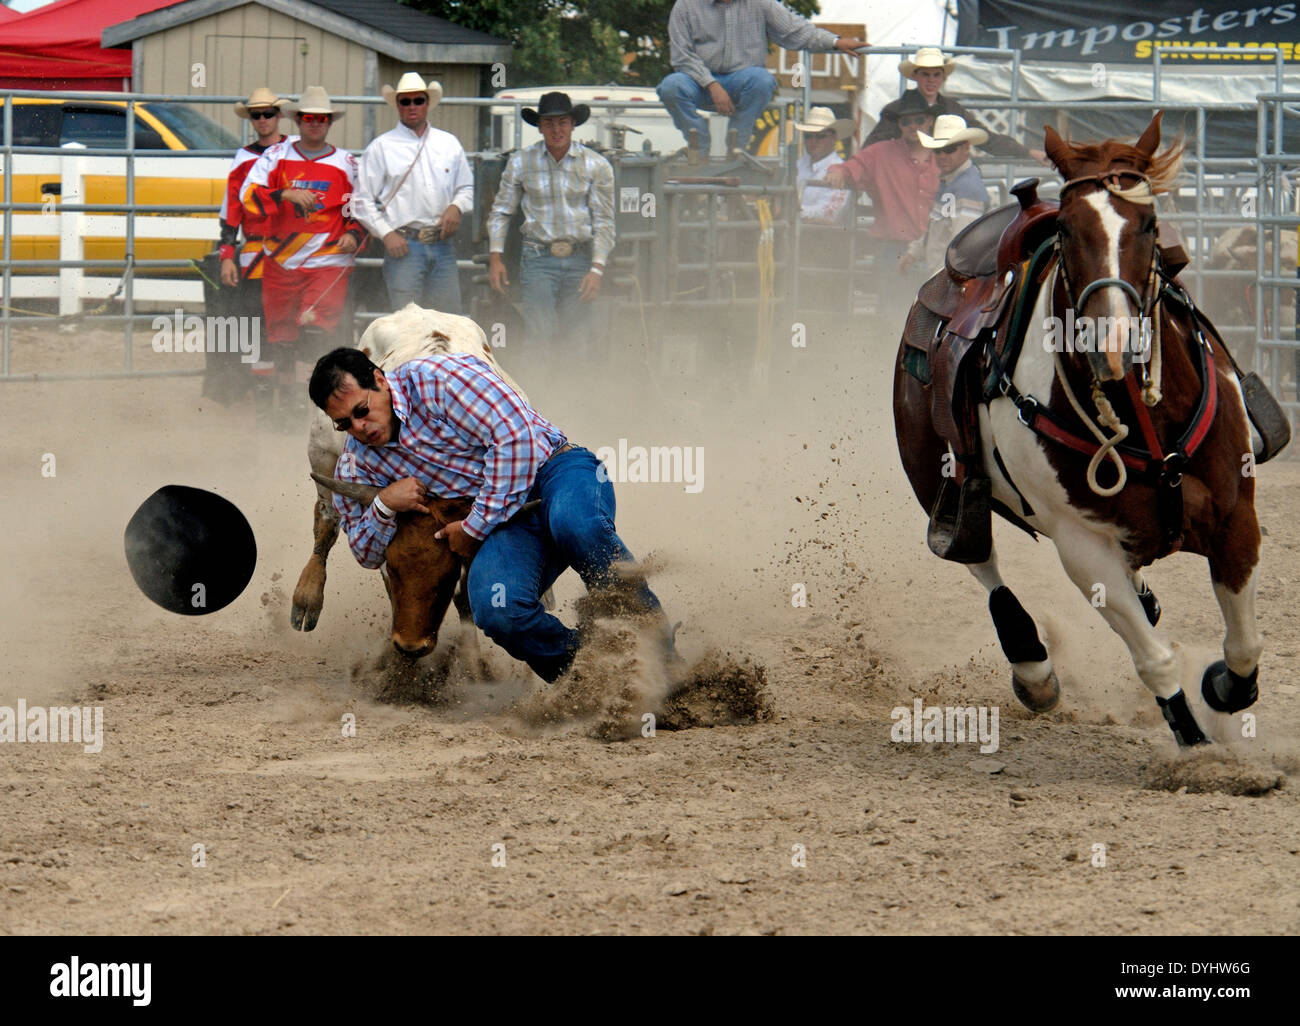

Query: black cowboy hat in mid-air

[522,92,590,127]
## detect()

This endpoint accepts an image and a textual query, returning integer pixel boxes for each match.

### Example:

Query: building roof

[308,0,503,47]
[102,0,512,63]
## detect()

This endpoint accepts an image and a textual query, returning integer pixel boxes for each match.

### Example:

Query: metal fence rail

[3,81,1298,453]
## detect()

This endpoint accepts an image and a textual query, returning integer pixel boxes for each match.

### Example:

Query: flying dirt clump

[1142,748,1286,796]
[514,577,775,740]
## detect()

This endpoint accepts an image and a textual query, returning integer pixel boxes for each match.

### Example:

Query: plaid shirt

[488,140,616,265]
[669,0,839,87]
[333,354,567,568]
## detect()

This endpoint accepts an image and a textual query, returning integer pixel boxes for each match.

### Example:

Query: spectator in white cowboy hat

[658,0,865,153]
[488,92,615,362]
[208,86,295,408]
[241,86,365,425]
[793,106,854,224]
[352,72,473,315]
[864,46,1046,163]
[901,115,991,277]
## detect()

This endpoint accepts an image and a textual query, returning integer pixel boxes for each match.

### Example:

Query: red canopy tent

[0,0,180,91]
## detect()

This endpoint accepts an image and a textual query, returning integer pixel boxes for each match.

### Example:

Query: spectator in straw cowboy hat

[658,0,865,154]
[794,106,853,225]
[206,86,295,407]
[353,72,473,314]
[242,86,365,425]
[864,46,1045,163]
[901,115,990,276]
[488,91,614,362]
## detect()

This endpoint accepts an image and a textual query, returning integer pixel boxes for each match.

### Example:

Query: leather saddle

[905,180,1059,459]
[902,178,1059,561]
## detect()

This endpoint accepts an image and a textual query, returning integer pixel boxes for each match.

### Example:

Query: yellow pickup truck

[1,97,239,267]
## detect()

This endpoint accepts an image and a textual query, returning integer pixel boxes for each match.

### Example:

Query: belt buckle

[549,241,573,258]
[417,226,440,244]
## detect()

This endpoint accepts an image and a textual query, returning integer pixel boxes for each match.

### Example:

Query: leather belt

[524,238,590,258]
[546,442,575,462]
[396,225,441,243]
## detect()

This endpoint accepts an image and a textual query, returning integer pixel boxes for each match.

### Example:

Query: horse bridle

[1054,169,1161,324]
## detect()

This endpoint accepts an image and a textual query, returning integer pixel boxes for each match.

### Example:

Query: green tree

[404,0,820,87]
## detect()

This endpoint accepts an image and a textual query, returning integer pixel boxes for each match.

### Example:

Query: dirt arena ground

[1,317,1297,936]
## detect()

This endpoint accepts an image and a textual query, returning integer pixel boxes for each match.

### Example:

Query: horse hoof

[291,604,320,632]
[1012,669,1060,713]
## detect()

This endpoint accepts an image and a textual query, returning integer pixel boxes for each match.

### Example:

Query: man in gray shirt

[658,0,863,153]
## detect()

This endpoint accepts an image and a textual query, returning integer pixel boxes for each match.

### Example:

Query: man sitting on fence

[657,0,864,154]
[242,86,364,426]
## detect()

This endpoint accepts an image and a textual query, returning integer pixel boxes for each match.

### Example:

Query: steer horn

[310,472,381,505]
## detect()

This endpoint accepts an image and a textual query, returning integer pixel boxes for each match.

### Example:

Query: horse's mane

[1057,137,1185,197]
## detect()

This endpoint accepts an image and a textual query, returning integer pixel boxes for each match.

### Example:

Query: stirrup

[927,475,993,564]
[1239,371,1292,463]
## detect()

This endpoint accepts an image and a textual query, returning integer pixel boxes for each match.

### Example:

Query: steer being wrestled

[302,306,674,682]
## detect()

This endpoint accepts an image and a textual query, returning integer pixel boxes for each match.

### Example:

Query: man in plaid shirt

[488,92,614,361]
[308,346,668,682]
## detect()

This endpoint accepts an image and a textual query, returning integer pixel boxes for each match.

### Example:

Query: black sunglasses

[899,115,931,127]
[248,109,278,120]
[333,398,372,432]
[398,95,428,107]
[938,144,963,155]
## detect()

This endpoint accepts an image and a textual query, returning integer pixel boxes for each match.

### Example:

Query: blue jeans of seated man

[467,446,663,683]
[383,237,462,313]
[656,67,776,153]
[519,242,593,358]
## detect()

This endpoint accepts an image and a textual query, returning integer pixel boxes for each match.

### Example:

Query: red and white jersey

[241,140,364,271]
[219,134,293,279]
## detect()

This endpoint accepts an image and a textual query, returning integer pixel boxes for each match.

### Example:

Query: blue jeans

[656,67,776,152]
[383,237,462,313]
[519,242,593,357]
[467,446,663,682]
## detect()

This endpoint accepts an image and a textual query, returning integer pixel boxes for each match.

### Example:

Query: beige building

[103,0,511,152]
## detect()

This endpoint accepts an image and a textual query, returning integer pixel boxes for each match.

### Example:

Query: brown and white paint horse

[922,113,1264,747]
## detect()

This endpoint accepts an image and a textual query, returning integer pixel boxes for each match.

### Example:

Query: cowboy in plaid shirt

[309,347,669,682]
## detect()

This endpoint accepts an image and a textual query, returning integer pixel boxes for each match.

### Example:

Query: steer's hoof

[1137,584,1161,627]
[291,603,320,632]
[1012,669,1060,713]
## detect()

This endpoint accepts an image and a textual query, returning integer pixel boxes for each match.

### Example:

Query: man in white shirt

[794,106,852,225]
[353,73,473,313]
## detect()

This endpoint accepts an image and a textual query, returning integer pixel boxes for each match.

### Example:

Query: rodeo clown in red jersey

[242,86,365,423]
[207,86,295,409]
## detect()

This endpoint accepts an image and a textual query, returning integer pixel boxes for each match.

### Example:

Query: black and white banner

[956,0,1300,62]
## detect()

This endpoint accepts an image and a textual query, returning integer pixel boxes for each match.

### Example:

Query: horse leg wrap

[988,586,1049,665]
[1136,582,1161,627]
[1156,690,1209,747]
[1201,660,1259,713]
